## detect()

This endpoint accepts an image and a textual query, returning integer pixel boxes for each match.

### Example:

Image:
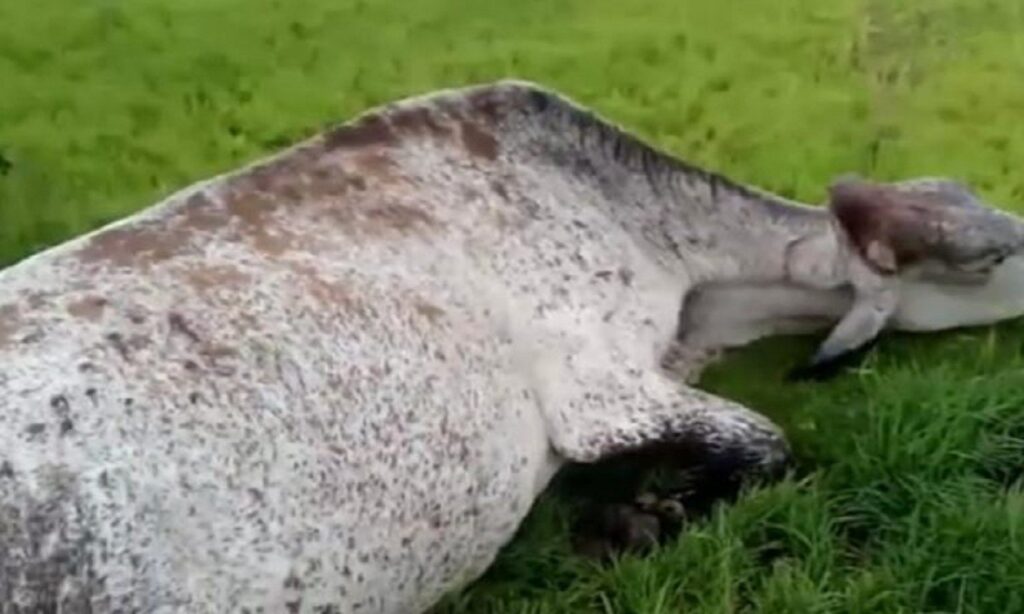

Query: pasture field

[4,0,1024,611]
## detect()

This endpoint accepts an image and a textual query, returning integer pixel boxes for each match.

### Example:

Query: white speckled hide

[0,81,815,613]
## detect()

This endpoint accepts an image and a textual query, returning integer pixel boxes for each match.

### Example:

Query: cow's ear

[828,177,932,275]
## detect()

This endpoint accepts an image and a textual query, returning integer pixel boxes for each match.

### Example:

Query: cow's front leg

[542,369,791,558]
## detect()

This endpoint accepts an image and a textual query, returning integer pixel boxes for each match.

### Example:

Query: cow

[3,80,1024,613]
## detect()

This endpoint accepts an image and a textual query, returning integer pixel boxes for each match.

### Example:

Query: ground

[4,0,1024,612]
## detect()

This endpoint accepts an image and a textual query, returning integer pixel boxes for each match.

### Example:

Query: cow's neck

[561,142,855,357]
[518,95,844,287]
[567,141,845,288]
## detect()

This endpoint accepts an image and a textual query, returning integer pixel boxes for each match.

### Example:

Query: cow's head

[794,175,1024,377]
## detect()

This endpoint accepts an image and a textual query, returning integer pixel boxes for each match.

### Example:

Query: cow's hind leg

[546,380,791,560]
[567,439,787,559]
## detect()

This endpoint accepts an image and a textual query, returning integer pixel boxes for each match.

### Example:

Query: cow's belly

[0,321,550,613]
[0,256,554,613]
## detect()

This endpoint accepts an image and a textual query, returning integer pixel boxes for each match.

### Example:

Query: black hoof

[786,359,845,382]
[567,440,791,562]
[572,488,703,561]
[786,338,880,382]
[572,502,663,561]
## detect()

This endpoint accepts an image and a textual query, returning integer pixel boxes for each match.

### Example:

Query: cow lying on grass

[3,80,1024,613]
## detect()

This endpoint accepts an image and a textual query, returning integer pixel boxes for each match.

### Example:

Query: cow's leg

[541,369,790,558]
[663,281,853,383]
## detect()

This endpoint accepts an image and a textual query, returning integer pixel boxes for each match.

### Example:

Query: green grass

[5,0,1024,611]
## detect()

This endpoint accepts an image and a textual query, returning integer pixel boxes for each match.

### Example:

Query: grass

[4,0,1024,611]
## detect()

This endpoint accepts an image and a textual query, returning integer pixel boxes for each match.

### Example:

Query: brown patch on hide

[364,203,437,234]
[222,189,300,257]
[459,121,499,161]
[829,179,936,274]
[390,107,452,139]
[214,146,363,252]
[180,192,227,232]
[66,296,108,322]
[348,151,401,183]
[288,263,366,314]
[324,114,398,150]
[306,165,358,200]
[77,191,228,270]
[75,101,450,269]
[75,141,342,268]
[183,265,253,293]
[76,223,192,269]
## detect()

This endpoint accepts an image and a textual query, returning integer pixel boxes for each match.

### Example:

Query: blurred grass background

[5,0,1024,611]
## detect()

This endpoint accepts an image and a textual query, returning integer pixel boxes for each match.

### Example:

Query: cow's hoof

[634,490,687,540]
[573,492,693,561]
[636,491,686,523]
[572,502,661,560]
